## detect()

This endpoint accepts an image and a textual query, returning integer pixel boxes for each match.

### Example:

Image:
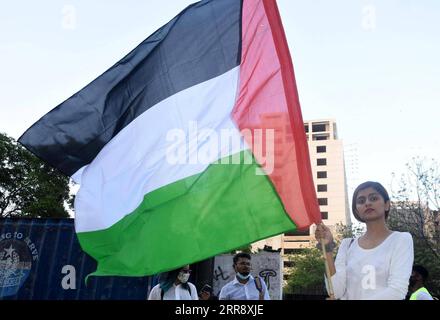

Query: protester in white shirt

[219,253,270,300]
[148,265,199,300]
[315,181,414,300]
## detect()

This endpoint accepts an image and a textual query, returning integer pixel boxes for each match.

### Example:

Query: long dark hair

[352,181,390,222]
[158,266,190,293]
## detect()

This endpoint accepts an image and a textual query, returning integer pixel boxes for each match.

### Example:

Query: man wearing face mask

[219,253,270,300]
[148,265,199,300]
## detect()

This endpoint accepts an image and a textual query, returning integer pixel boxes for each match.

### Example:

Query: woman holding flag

[315,181,414,300]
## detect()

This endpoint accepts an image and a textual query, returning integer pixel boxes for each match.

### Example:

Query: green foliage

[389,157,440,297]
[335,222,364,241]
[283,223,363,296]
[229,244,253,254]
[283,247,326,295]
[389,211,440,296]
[414,246,440,297]
[0,132,71,218]
[388,208,440,296]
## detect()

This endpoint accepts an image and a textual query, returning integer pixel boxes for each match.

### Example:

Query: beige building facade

[252,119,351,262]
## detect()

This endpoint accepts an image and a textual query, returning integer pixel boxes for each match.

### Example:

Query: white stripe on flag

[74,67,246,232]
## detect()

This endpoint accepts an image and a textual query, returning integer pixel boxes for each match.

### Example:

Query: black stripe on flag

[19,0,242,177]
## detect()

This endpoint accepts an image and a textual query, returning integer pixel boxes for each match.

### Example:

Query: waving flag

[19,0,321,277]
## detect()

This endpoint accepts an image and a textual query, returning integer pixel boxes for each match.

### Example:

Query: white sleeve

[219,284,228,300]
[148,284,161,300]
[189,283,199,300]
[261,279,271,300]
[326,238,350,299]
[369,233,414,300]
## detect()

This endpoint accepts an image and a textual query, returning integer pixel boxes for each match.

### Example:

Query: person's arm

[199,291,211,300]
[218,285,228,300]
[147,284,161,300]
[261,279,270,300]
[315,224,337,276]
[369,233,414,300]
[325,239,350,299]
[189,283,199,300]
[316,224,349,299]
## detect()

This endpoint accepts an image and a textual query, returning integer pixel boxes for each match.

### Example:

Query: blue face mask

[236,272,251,280]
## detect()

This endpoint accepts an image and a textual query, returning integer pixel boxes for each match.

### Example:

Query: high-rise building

[252,119,351,264]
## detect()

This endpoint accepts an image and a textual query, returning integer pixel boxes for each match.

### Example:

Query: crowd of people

[148,181,436,300]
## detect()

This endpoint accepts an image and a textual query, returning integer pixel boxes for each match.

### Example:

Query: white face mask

[178,272,190,283]
[236,272,251,280]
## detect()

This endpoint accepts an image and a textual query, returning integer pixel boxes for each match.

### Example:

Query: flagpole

[319,224,335,300]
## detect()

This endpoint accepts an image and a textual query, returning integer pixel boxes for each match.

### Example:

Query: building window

[317,184,327,192]
[312,123,327,132]
[284,248,306,255]
[284,229,310,236]
[284,261,294,268]
[317,171,327,179]
[317,158,327,166]
[316,146,326,153]
[318,198,328,206]
[321,212,328,219]
[304,125,309,133]
[312,133,329,141]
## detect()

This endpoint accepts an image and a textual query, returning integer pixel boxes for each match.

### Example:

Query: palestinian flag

[19,0,321,276]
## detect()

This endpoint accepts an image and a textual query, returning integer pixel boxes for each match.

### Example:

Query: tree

[283,223,360,297]
[388,157,440,296]
[335,222,364,240]
[283,247,326,296]
[229,244,253,254]
[0,132,71,218]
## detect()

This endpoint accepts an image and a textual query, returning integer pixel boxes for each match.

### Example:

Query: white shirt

[328,231,414,300]
[148,282,199,300]
[219,275,270,300]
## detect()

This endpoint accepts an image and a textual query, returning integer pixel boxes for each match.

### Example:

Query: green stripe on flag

[78,150,296,276]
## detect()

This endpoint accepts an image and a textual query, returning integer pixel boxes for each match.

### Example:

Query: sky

[1,0,439,200]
